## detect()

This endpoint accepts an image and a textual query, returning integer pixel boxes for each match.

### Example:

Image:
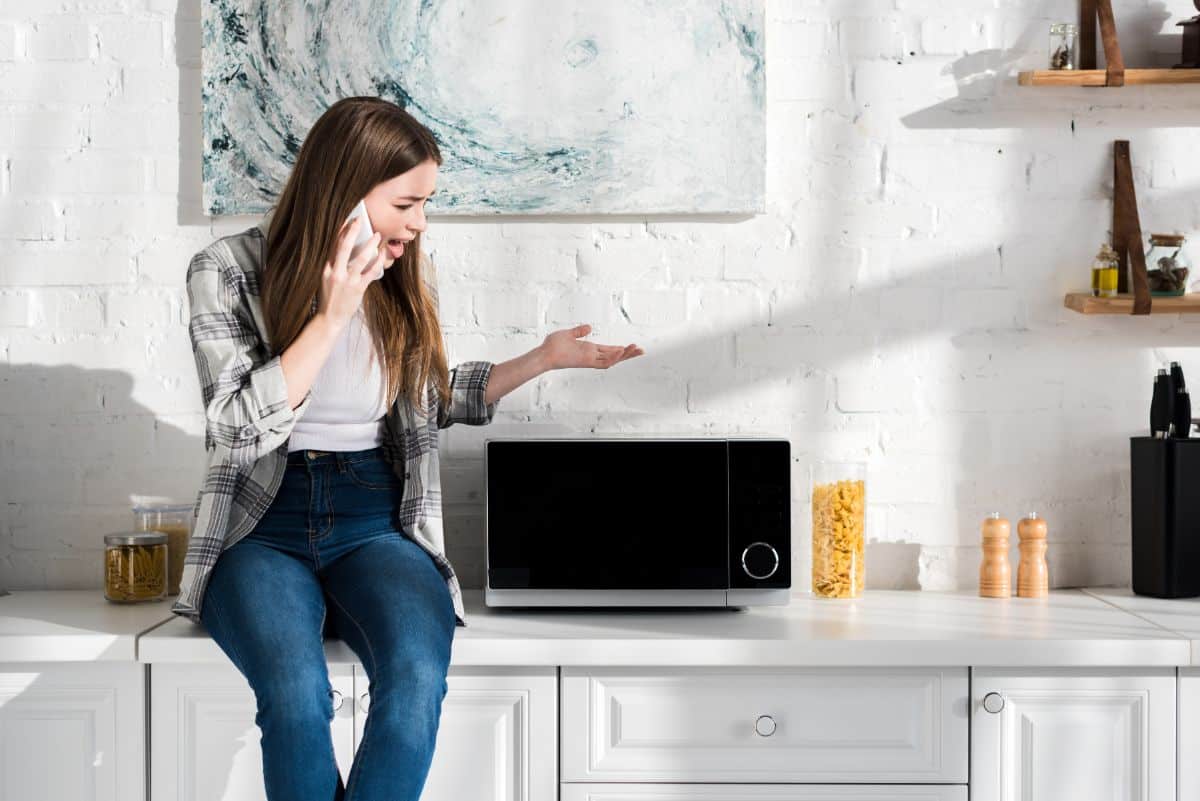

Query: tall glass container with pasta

[810,461,866,598]
[132,500,193,596]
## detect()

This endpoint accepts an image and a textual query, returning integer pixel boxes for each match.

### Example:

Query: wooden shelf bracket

[1081,0,1127,85]
[1113,140,1151,314]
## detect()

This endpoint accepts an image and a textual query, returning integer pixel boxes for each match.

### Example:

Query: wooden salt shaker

[979,513,1011,598]
[1017,513,1049,598]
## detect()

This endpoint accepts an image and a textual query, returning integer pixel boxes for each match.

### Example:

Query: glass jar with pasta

[132,499,193,596]
[104,532,168,603]
[810,461,866,598]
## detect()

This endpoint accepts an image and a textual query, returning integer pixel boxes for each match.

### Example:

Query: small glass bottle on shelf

[1145,233,1190,297]
[1049,22,1078,70]
[1091,242,1119,298]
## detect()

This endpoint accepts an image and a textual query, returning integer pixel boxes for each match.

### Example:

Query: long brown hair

[262,96,449,412]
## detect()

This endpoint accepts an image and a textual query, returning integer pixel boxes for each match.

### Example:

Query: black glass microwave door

[487,440,729,589]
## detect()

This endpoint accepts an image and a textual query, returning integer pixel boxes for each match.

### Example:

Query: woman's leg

[320,534,457,801]
[201,538,345,801]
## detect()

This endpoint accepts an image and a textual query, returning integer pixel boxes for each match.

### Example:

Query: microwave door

[487,440,729,589]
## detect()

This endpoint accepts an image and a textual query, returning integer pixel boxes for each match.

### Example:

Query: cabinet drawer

[562,784,968,800]
[561,667,968,784]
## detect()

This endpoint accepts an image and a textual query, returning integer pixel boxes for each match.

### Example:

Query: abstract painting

[202,1,765,215]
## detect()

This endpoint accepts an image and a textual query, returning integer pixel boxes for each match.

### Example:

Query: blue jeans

[200,446,457,801]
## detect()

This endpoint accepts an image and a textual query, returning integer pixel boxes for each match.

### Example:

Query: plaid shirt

[172,214,496,628]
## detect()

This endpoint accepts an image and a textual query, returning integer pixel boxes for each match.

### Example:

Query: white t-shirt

[288,308,390,453]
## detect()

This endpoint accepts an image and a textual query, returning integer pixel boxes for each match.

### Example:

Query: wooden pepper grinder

[979,513,1012,598]
[1017,513,1049,598]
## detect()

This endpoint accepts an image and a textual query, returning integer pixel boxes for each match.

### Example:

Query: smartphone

[346,199,375,253]
[346,198,386,281]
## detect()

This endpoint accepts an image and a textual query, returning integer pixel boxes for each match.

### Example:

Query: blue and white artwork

[202,1,765,215]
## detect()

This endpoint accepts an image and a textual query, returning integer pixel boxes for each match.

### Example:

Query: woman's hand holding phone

[316,216,390,330]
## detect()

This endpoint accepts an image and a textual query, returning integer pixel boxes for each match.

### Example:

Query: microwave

[484,437,791,609]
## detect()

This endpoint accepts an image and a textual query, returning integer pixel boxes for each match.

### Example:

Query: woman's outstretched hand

[482,323,646,406]
[540,324,644,370]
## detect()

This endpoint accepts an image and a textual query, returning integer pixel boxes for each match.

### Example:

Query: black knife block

[1131,436,1200,598]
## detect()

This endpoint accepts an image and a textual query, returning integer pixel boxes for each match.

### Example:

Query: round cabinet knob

[329,689,344,713]
[982,692,1005,714]
[358,691,371,714]
[742,542,780,580]
[754,714,777,737]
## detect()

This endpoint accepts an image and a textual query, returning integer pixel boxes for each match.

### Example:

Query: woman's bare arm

[483,324,643,406]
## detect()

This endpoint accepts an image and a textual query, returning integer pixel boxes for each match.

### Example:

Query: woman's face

[364,159,437,263]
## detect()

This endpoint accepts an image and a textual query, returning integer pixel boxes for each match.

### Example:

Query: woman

[174,96,643,801]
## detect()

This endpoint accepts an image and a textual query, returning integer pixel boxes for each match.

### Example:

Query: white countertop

[0,591,174,662]
[6,588,1199,668]
[1083,587,1200,666]
[136,588,1195,668]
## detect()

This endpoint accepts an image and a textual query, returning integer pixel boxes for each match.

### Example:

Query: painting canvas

[202,1,765,215]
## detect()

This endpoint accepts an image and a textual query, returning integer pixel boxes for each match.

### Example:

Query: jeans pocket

[345,457,403,490]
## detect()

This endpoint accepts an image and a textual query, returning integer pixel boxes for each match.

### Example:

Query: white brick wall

[2,0,1198,593]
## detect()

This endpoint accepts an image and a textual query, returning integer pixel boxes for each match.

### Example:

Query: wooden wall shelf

[1065,292,1200,314]
[1019,69,1200,86]
[1017,68,1200,86]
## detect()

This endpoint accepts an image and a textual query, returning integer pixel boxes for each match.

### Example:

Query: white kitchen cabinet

[1181,669,1200,801]
[971,669,1176,801]
[561,667,969,784]
[353,665,558,801]
[149,662,355,801]
[0,661,145,801]
[150,661,557,801]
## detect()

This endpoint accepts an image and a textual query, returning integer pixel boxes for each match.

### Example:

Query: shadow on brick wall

[0,363,206,590]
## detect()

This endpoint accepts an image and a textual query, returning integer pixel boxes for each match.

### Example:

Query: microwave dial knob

[741,542,779,580]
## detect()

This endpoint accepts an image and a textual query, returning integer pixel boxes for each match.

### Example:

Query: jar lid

[130,494,192,513]
[104,531,168,546]
[131,503,193,514]
[1149,233,1185,247]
